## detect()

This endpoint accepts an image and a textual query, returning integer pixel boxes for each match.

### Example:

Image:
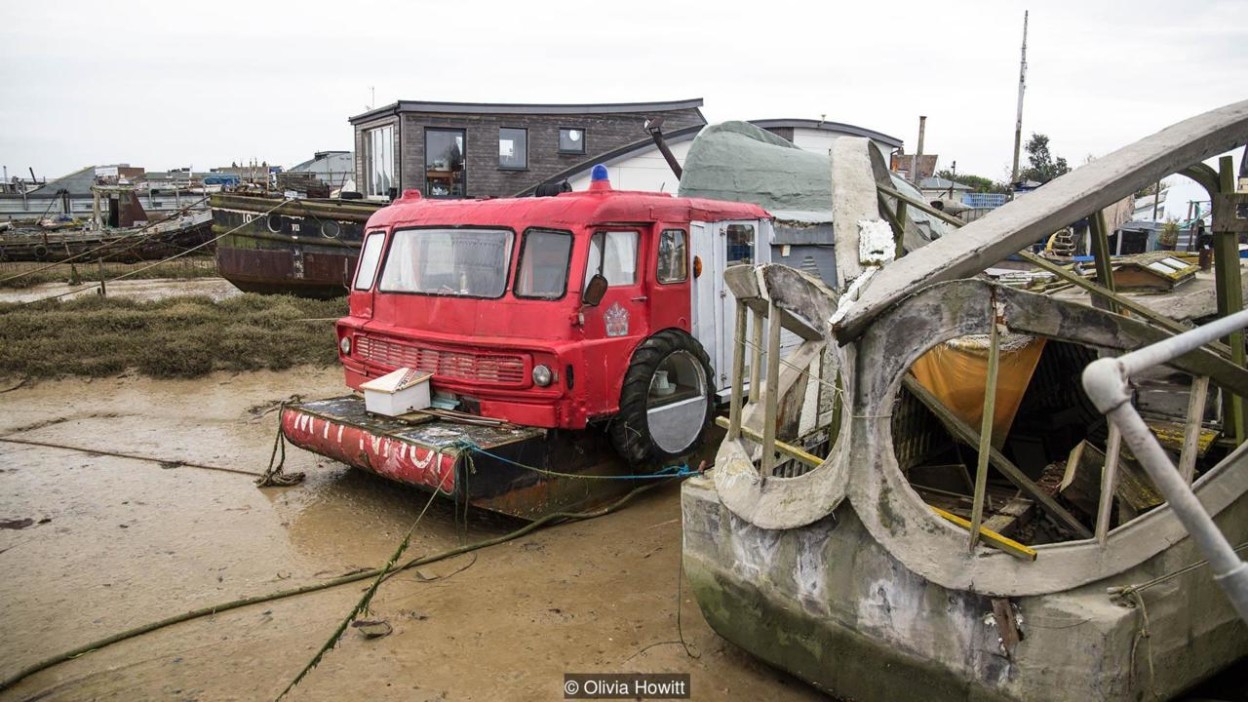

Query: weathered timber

[839,99,1248,342]
[713,416,823,468]
[1061,440,1163,521]
[930,506,1038,561]
[1214,156,1246,445]
[902,374,1092,537]
[1088,210,1119,313]
[968,319,1002,550]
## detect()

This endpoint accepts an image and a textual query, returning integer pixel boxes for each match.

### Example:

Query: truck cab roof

[366,187,772,231]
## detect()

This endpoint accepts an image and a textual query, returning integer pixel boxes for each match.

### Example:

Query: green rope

[0,482,664,695]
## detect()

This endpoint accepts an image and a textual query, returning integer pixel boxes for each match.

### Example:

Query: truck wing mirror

[582,274,608,307]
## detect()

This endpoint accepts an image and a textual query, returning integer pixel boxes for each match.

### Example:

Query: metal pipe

[1082,314,1248,622]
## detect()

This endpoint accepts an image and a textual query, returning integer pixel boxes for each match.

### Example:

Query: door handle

[631,296,648,302]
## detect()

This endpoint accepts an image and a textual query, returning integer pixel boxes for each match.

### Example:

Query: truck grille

[355,335,528,386]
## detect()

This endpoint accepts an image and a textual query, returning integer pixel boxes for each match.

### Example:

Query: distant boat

[0,210,214,263]
[209,191,382,298]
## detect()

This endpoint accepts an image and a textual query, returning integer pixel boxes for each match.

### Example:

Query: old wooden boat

[209,192,382,298]
[682,100,1248,701]
[0,211,213,263]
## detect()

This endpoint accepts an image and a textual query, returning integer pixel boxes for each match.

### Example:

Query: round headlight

[532,364,553,387]
[339,336,352,355]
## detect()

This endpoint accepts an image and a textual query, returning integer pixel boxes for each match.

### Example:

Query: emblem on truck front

[604,302,629,337]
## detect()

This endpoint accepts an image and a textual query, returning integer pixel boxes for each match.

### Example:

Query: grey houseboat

[348,98,707,199]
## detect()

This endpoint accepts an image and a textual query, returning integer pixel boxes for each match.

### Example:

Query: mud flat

[0,368,828,701]
[0,277,241,304]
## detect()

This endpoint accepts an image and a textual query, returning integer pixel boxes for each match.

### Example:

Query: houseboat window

[362,125,394,198]
[584,231,637,288]
[353,232,386,290]
[559,128,586,154]
[515,230,572,299]
[726,223,755,265]
[499,128,527,170]
[657,229,688,284]
[379,228,512,298]
[426,128,466,197]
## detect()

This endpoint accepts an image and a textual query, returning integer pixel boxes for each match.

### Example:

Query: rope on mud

[0,481,664,695]
[277,480,443,699]
[0,436,263,478]
[256,404,305,487]
[454,439,701,481]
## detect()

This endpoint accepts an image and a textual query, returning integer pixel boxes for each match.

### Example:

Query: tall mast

[1010,10,1029,185]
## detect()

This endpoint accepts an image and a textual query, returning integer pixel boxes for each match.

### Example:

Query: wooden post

[97,257,106,297]
[728,302,747,441]
[760,299,784,476]
[748,308,764,405]
[1088,210,1119,313]
[1214,155,1245,445]
[1095,424,1122,543]
[1178,376,1211,485]
[968,318,1001,550]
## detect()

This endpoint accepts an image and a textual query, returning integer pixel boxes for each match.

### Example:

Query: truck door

[581,229,646,407]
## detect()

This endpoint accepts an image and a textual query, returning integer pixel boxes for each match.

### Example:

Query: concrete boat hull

[682,475,1247,701]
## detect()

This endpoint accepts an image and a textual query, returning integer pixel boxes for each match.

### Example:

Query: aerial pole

[1010,10,1029,185]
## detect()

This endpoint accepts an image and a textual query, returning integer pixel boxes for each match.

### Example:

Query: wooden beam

[878,184,964,228]
[714,416,823,468]
[1087,209,1119,313]
[968,319,1001,551]
[728,302,747,441]
[1214,155,1246,445]
[931,506,1038,561]
[1178,376,1211,485]
[1095,424,1122,544]
[1017,251,1231,358]
[761,300,784,475]
[902,375,1093,538]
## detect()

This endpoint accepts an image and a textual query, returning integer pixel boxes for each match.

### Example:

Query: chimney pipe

[913,116,927,185]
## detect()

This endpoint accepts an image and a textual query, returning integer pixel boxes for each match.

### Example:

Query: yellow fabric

[909,336,1047,447]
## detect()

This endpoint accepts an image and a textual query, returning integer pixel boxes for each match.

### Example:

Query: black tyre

[609,329,715,467]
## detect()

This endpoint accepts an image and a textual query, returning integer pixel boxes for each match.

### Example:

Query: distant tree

[1021,133,1070,184]
[935,170,1010,194]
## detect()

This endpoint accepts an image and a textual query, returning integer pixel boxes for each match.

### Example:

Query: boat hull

[682,474,1247,701]
[280,396,638,520]
[210,193,381,298]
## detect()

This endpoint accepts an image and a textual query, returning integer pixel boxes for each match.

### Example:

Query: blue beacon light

[589,164,612,191]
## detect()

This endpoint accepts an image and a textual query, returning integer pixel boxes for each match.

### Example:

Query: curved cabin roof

[367,186,770,231]
[750,118,903,150]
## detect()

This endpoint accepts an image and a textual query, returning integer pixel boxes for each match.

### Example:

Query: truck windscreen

[378,228,513,298]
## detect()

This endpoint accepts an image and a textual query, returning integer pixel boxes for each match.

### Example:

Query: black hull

[210,193,383,298]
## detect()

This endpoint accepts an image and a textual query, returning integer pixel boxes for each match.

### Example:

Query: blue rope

[451,439,698,480]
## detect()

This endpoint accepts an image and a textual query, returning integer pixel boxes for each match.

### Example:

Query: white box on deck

[359,367,433,417]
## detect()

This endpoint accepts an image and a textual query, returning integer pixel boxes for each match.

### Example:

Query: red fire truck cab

[282,168,771,515]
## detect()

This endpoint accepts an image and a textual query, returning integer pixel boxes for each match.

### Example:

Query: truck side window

[516,229,572,299]
[353,232,386,290]
[656,229,687,284]
[584,231,637,288]
[726,223,755,265]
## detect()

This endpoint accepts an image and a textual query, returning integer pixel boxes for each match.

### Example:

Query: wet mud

[0,277,240,304]
[0,368,828,701]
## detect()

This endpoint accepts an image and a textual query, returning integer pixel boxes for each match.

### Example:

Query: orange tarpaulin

[909,335,1047,447]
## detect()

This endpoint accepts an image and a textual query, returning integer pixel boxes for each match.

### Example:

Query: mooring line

[0,481,665,695]
[0,436,263,478]
[454,439,699,480]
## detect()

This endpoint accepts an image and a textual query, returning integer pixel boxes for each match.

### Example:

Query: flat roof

[350,98,704,124]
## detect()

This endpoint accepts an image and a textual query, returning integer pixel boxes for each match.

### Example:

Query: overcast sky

[1,0,1244,182]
